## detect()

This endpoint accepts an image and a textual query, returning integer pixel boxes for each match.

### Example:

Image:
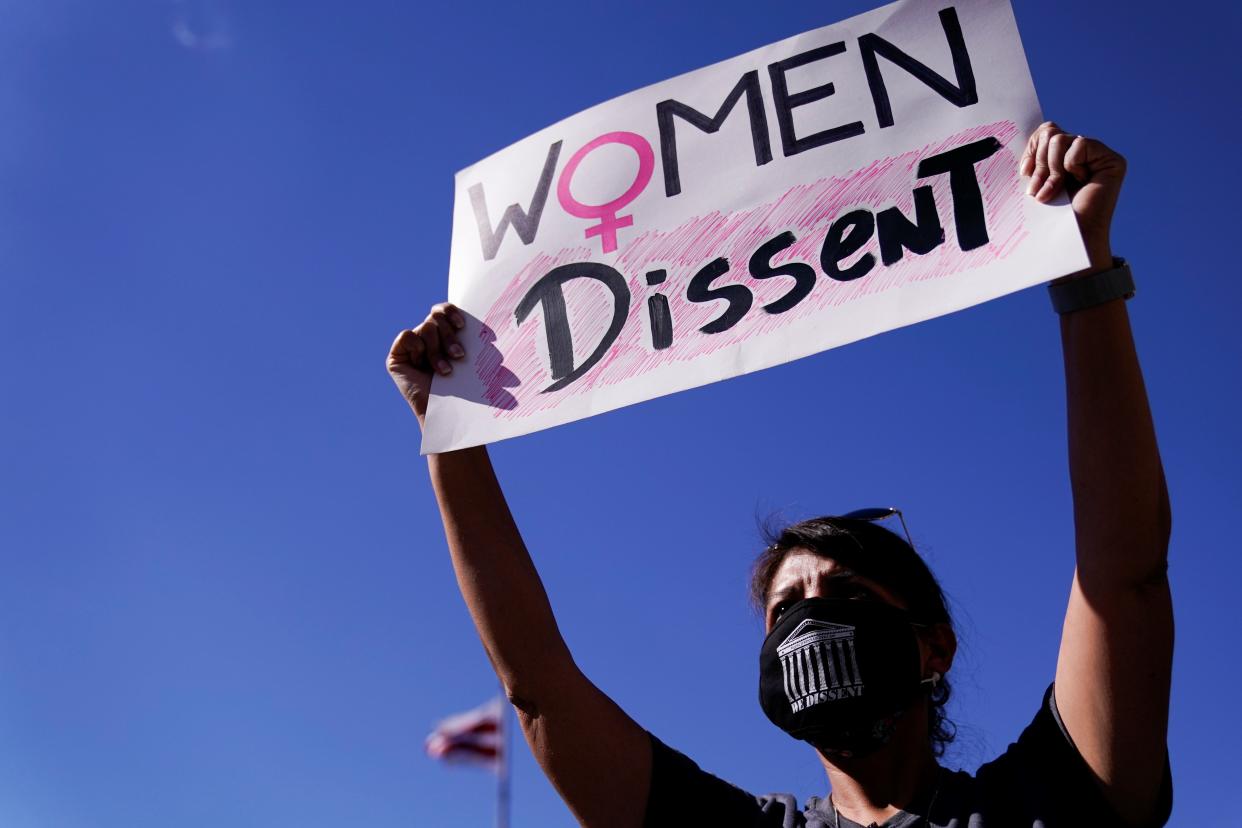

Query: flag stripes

[425,697,504,769]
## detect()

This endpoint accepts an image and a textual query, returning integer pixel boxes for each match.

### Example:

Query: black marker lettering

[916,136,1002,250]
[749,231,817,314]
[859,7,977,129]
[657,72,772,198]
[687,258,752,334]
[768,43,865,157]
[821,209,876,281]
[876,186,945,265]
[645,269,673,350]
[514,262,630,392]
[469,141,563,262]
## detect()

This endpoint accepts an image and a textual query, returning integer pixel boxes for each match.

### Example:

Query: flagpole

[496,696,511,828]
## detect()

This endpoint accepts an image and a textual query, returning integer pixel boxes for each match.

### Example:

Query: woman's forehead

[767,547,906,608]
[769,548,847,587]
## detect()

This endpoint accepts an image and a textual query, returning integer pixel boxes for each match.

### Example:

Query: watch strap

[1048,258,1135,314]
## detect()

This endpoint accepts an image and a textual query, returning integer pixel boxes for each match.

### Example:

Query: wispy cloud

[170,0,234,52]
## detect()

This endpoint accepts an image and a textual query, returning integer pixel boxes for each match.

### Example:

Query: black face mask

[759,597,929,757]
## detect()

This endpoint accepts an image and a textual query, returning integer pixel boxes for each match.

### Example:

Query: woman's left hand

[1020,121,1126,273]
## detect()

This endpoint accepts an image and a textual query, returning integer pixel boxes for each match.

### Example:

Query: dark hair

[751,516,957,758]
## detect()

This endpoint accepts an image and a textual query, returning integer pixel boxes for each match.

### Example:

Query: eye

[826,581,877,602]
[770,600,792,622]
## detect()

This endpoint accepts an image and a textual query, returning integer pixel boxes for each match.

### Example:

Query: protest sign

[421,0,1088,453]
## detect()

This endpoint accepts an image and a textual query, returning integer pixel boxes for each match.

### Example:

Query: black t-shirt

[644,684,1172,827]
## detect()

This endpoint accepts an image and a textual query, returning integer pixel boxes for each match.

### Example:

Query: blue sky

[1,0,1239,825]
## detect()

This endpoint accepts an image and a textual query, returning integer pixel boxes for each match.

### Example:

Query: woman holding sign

[387,122,1172,827]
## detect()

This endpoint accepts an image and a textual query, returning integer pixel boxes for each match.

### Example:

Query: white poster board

[422,0,1087,453]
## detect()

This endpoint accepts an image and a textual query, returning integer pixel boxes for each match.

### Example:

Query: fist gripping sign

[423,0,1089,453]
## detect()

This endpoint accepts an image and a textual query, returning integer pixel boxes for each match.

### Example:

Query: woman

[387,123,1173,827]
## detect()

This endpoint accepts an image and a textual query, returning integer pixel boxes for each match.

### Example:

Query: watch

[1048,257,1135,314]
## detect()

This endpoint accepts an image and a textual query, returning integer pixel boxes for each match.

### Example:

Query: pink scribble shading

[478,121,1027,419]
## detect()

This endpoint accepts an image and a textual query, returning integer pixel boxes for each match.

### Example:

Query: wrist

[1048,256,1134,315]
[1085,245,1115,275]
[1055,242,1114,285]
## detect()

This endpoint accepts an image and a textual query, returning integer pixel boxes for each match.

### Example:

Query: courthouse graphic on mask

[777,619,865,712]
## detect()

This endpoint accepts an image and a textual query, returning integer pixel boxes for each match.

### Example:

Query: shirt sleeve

[973,683,1173,827]
[643,733,802,828]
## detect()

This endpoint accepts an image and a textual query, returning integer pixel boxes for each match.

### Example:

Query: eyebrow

[766,570,869,609]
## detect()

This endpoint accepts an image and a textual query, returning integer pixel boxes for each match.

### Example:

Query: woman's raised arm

[1023,123,1173,825]
[388,305,652,828]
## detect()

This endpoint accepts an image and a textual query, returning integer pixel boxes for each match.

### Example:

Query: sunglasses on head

[839,506,916,552]
[843,507,936,627]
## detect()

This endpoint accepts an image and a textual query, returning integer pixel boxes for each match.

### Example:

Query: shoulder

[966,684,1172,826]
[645,734,824,828]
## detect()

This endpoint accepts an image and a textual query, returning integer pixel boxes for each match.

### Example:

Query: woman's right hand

[386,302,468,423]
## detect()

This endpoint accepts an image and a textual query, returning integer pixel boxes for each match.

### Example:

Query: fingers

[1024,121,1058,198]
[1036,131,1076,202]
[1019,127,1039,178]
[433,314,460,361]
[1023,122,1128,206]
[1062,135,1091,181]
[435,302,467,332]
[1020,124,1127,268]
[389,303,468,378]
[419,319,446,375]
[387,328,425,369]
[1063,135,1127,190]
[428,303,467,375]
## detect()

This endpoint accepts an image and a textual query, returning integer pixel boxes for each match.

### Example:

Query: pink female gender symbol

[556,131,655,254]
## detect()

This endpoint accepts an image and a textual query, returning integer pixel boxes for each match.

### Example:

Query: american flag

[425,697,505,769]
